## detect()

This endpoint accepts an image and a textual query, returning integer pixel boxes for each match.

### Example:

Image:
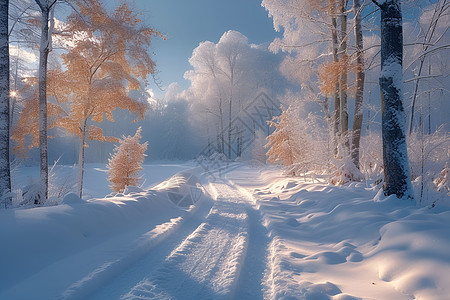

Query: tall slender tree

[351,0,365,168]
[372,0,413,199]
[329,0,341,145]
[61,1,158,197]
[0,0,11,200]
[34,0,56,202]
[338,0,349,149]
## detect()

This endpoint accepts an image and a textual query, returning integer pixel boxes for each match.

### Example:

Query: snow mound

[153,172,207,207]
[62,193,85,205]
[123,186,145,195]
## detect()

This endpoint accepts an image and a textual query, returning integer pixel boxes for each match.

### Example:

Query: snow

[234,166,450,299]
[1,162,449,299]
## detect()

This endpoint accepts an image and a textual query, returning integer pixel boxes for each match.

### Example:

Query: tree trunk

[329,0,340,152]
[0,0,11,201]
[219,94,224,154]
[35,0,55,202]
[77,120,87,198]
[378,0,413,199]
[228,97,232,158]
[228,71,234,159]
[339,0,349,149]
[351,0,365,168]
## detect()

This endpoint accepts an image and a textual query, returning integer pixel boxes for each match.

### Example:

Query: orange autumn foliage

[107,127,148,192]
[12,1,161,156]
[318,55,356,97]
[265,106,306,167]
[11,76,65,156]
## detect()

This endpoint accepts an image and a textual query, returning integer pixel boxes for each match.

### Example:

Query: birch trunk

[377,0,413,199]
[339,0,349,149]
[329,0,341,151]
[37,3,50,202]
[77,119,87,198]
[0,0,11,199]
[351,0,365,168]
[35,0,55,201]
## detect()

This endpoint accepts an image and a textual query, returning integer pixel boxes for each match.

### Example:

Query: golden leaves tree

[60,1,161,197]
[107,127,148,193]
[266,106,307,171]
[11,73,65,156]
[12,0,161,198]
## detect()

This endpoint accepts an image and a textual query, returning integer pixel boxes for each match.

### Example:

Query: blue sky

[131,0,281,97]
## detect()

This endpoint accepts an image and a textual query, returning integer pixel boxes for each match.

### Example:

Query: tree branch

[34,0,44,11]
[371,0,381,8]
[49,0,58,10]
[404,74,444,83]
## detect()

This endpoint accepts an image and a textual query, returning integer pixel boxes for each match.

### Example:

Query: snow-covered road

[120,182,248,299]
[90,179,264,299]
[2,163,449,299]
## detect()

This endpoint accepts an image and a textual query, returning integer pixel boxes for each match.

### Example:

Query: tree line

[261,0,449,201]
[1,0,161,204]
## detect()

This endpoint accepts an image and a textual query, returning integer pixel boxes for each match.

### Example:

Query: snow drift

[0,170,210,299]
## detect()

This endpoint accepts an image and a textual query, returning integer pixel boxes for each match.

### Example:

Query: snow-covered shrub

[407,128,449,182]
[407,128,449,204]
[266,105,334,179]
[16,178,42,207]
[434,163,448,193]
[48,161,77,202]
[107,127,148,192]
[330,144,364,186]
[10,161,77,208]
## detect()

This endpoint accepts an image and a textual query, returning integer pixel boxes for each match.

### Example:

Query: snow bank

[232,166,450,300]
[153,172,207,207]
[0,169,210,299]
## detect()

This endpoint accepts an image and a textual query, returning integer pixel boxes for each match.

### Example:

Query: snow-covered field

[1,162,449,299]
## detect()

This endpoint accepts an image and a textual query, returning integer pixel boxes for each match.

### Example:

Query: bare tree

[407,0,449,134]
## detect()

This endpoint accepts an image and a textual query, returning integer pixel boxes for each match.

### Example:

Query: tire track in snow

[87,197,213,299]
[234,202,269,299]
[120,182,250,300]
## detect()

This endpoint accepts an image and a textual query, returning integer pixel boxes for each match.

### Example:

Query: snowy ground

[1,162,449,299]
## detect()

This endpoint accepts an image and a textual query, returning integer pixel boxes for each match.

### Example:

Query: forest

[0,0,449,298]
[1,0,448,206]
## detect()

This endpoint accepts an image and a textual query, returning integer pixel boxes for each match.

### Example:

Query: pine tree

[107,127,148,193]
